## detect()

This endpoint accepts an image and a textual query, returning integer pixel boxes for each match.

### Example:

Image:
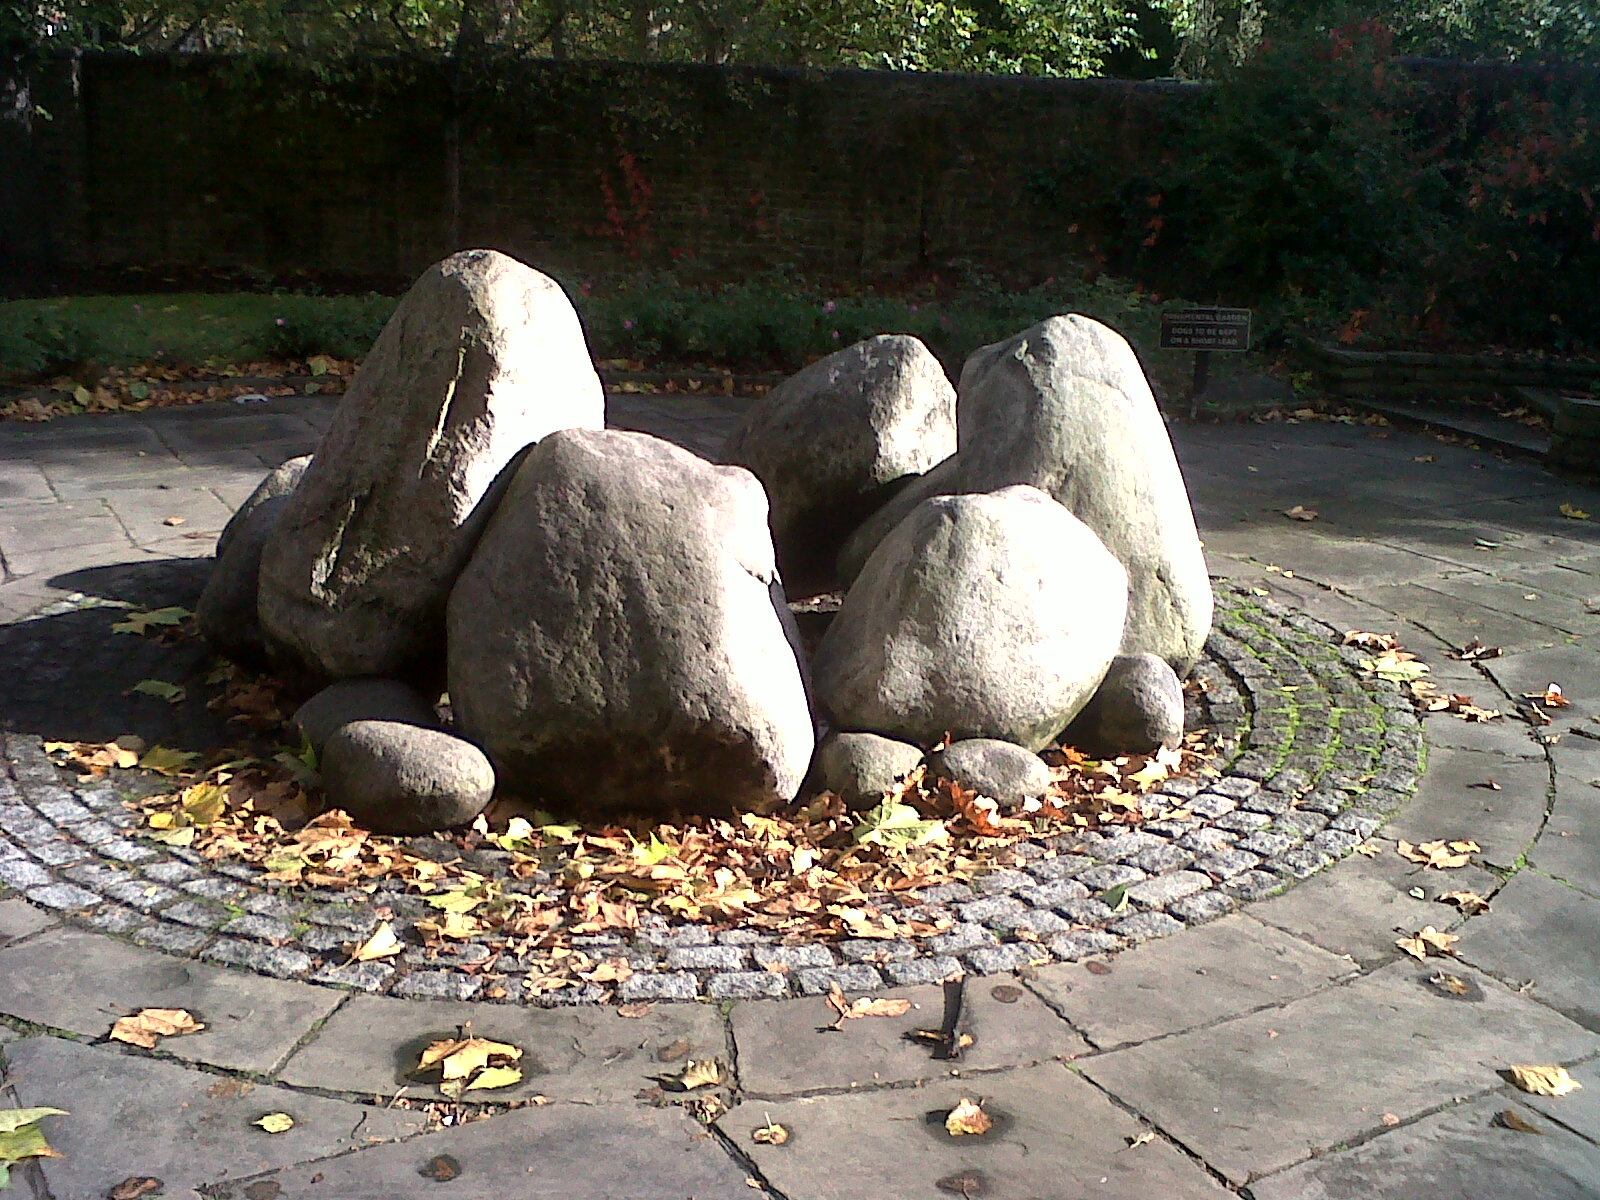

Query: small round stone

[321,721,494,835]
[1063,653,1184,757]
[809,731,925,810]
[929,738,1052,803]
[294,679,441,753]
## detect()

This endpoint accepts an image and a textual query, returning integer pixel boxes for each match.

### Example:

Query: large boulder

[197,494,291,666]
[837,315,1212,671]
[955,316,1211,670]
[446,428,815,818]
[258,249,604,681]
[814,486,1127,751]
[216,455,310,561]
[321,720,495,835]
[1063,653,1185,758]
[722,335,955,593]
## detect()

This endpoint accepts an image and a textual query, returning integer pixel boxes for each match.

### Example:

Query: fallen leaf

[1396,926,1460,960]
[1355,841,1383,857]
[1381,1112,1401,1126]
[655,1037,692,1063]
[109,1007,205,1049]
[109,1177,165,1199]
[1472,779,1502,791]
[1343,630,1401,651]
[419,1154,461,1182]
[935,1170,990,1196]
[1085,961,1113,976]
[618,1002,656,1019]
[1429,972,1472,996]
[1283,505,1318,521]
[1396,839,1479,870]
[253,1112,295,1134]
[1439,890,1491,915]
[824,983,913,1029]
[1509,1064,1582,1096]
[1126,1130,1156,1148]
[131,678,186,704]
[462,1065,523,1092]
[667,1059,725,1091]
[345,921,403,962]
[945,1097,994,1136]
[1447,638,1503,661]
[139,745,199,775]
[417,1037,523,1086]
[111,606,190,636]
[162,516,186,526]
[0,1106,67,1187]
[1560,503,1590,520]
[1499,1109,1546,1134]
[1524,684,1572,709]
[752,1122,790,1146]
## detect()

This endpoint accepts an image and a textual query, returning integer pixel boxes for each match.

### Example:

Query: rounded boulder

[814,485,1127,751]
[929,738,1053,804]
[320,720,495,835]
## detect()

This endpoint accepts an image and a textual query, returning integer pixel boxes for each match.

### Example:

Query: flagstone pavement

[2,392,1600,1199]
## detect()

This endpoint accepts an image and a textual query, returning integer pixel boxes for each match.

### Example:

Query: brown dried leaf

[1429,972,1472,996]
[1439,890,1491,915]
[1498,1109,1546,1134]
[945,1097,994,1136]
[752,1122,790,1146]
[667,1059,725,1091]
[1396,926,1459,960]
[109,1178,164,1200]
[1524,684,1572,709]
[1447,639,1503,661]
[1283,505,1318,521]
[109,1007,205,1049]
[617,1002,656,1019]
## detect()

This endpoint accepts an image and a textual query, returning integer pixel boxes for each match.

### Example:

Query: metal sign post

[1159,308,1252,418]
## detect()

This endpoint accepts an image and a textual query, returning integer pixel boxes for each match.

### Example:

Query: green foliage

[578,269,1175,373]
[0,307,90,380]
[256,294,396,360]
[1030,18,1600,350]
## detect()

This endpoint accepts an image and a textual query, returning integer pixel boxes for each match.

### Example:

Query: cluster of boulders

[196,249,1212,834]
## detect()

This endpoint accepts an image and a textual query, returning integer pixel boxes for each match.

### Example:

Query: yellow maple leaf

[1509,1065,1582,1096]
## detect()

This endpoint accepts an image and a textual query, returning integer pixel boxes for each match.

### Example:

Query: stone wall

[1,52,1193,294]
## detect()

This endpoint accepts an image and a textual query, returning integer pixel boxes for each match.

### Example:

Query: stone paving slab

[730,977,1087,1097]
[1247,851,1503,967]
[1519,1057,1600,1141]
[1455,869,1600,1031]
[1027,914,1355,1049]
[1344,581,1571,654]
[228,1102,759,1200]
[0,895,55,944]
[277,994,726,1102]
[1247,1091,1600,1200]
[726,1061,1235,1200]
[1079,960,1600,1185]
[0,927,341,1073]
[1381,745,1550,870]
[1,1035,429,1200]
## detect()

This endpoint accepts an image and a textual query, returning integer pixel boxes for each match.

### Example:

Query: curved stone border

[0,585,1422,1005]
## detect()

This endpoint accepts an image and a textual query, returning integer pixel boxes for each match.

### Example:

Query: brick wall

[4,52,1193,292]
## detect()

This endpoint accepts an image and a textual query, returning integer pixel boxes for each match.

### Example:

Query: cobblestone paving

[0,588,1422,1003]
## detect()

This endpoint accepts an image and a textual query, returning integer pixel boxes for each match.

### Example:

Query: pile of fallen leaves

[0,356,353,422]
[43,653,1217,992]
